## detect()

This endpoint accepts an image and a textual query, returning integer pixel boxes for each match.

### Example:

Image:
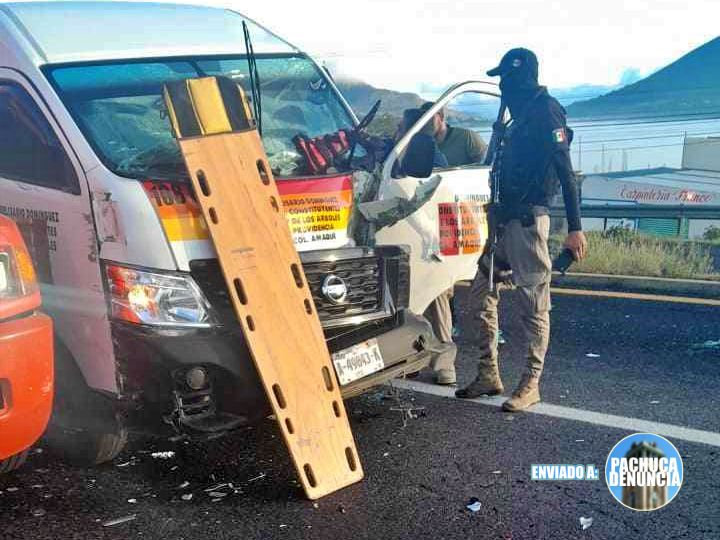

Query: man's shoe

[455,375,504,398]
[502,377,540,412]
[434,369,457,385]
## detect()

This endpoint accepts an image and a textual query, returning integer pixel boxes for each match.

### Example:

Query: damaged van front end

[0,1,491,462]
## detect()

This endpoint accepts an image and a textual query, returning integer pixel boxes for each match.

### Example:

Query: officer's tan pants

[469,215,552,379]
[424,288,457,373]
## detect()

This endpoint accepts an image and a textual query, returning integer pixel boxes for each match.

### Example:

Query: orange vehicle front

[0,215,53,473]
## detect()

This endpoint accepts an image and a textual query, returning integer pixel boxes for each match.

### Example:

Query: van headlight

[105,264,215,327]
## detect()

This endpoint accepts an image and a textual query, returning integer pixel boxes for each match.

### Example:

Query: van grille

[189,254,386,329]
[304,257,383,321]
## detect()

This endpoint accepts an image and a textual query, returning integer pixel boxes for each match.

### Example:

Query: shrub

[703,225,720,243]
[550,230,717,280]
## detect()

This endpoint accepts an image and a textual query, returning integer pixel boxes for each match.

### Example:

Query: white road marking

[456,280,720,306]
[391,379,720,448]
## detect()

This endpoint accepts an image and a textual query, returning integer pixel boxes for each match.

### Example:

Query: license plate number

[331,339,385,385]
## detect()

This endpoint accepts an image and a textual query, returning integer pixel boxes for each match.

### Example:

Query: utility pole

[577,135,583,171]
[681,130,687,168]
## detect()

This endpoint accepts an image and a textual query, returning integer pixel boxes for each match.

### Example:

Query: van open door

[372,82,502,313]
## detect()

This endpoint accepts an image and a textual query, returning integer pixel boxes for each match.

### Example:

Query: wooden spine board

[176,131,364,499]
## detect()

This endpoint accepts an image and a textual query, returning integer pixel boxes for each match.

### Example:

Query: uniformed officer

[414,103,488,386]
[456,48,587,411]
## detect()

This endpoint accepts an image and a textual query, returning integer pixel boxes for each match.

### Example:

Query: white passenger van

[0,1,494,463]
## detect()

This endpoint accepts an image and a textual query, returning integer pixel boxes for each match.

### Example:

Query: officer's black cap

[487,48,538,77]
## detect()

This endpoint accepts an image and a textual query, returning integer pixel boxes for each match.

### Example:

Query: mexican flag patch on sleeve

[553,128,566,144]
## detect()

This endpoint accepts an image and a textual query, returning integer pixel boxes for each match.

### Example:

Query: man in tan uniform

[419,102,487,385]
[456,48,587,411]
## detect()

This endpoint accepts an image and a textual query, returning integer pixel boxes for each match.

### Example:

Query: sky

[8,0,720,96]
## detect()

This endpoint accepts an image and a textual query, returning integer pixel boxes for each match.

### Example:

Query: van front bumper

[111,310,436,438]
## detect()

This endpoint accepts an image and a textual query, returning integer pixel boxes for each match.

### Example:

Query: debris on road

[389,405,427,427]
[127,498,138,504]
[181,493,193,501]
[247,473,267,483]
[204,482,229,492]
[690,339,720,353]
[203,480,241,499]
[585,353,600,358]
[466,497,482,512]
[31,508,46,517]
[116,456,139,467]
[150,451,175,460]
[650,400,660,404]
[580,516,594,530]
[103,514,138,527]
[386,383,427,427]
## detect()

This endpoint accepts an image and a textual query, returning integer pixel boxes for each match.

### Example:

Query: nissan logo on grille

[321,274,348,304]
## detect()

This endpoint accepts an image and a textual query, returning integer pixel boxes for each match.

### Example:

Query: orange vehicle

[0,215,53,473]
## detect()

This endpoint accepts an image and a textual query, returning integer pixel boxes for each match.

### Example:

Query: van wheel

[92,429,129,464]
[48,338,129,465]
[0,449,29,474]
[45,424,128,465]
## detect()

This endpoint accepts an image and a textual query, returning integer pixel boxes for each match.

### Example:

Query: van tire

[45,424,128,465]
[0,449,29,474]
[47,338,128,465]
[92,429,129,464]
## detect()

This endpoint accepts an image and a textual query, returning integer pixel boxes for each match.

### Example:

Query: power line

[569,112,720,129]
[579,137,720,154]
[578,129,720,145]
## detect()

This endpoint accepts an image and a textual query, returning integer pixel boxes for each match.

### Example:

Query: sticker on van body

[144,175,354,257]
[276,175,353,251]
[143,181,209,242]
[438,199,487,256]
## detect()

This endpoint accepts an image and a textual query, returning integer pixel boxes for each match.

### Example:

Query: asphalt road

[1,288,719,540]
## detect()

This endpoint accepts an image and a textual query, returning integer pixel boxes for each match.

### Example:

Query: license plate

[331,338,385,385]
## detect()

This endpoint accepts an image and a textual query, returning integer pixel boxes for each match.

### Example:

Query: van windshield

[45,55,356,179]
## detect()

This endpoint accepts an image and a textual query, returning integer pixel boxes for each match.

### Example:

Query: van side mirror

[401,133,435,178]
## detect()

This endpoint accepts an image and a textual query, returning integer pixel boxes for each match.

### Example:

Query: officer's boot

[502,373,541,412]
[503,293,549,412]
[455,356,504,398]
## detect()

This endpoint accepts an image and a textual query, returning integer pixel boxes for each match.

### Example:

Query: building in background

[577,137,720,239]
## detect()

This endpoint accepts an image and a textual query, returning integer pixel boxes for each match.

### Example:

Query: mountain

[567,37,720,118]
[552,84,616,107]
[335,77,491,136]
[335,78,425,118]
[336,76,615,124]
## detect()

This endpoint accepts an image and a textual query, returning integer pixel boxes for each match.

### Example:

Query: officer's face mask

[500,66,539,115]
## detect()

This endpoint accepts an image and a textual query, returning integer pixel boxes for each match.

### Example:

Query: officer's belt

[494,203,548,227]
